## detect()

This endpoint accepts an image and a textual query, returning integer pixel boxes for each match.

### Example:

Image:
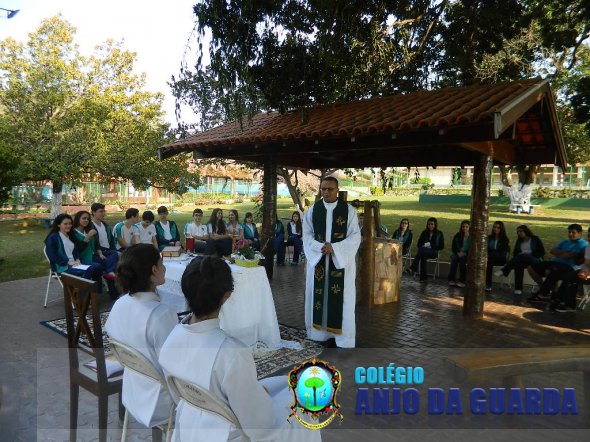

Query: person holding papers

[44,213,103,286]
[159,256,321,442]
[113,208,140,251]
[105,244,177,430]
[73,210,119,299]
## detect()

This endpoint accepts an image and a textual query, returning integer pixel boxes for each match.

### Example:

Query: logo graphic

[287,356,343,429]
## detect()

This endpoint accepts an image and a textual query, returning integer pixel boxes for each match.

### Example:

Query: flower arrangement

[233,239,262,267]
[234,239,255,260]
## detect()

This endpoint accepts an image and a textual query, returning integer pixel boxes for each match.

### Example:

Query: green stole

[312,198,348,334]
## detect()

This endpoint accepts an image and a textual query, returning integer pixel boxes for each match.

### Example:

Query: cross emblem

[336,216,345,226]
[331,283,341,295]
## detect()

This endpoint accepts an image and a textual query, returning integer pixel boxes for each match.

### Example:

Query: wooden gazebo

[160,78,567,318]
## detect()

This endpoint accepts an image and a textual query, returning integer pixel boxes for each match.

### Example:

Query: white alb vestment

[159,318,321,442]
[303,200,361,348]
[105,292,178,427]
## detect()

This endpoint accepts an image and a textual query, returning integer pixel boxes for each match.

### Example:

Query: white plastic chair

[110,340,174,442]
[167,375,243,434]
[43,246,63,307]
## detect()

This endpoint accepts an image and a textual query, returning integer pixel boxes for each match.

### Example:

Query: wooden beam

[461,140,516,165]
[261,155,277,280]
[463,153,492,318]
[494,80,548,138]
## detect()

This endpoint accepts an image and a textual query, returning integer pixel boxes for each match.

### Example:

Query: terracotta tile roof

[160,78,566,168]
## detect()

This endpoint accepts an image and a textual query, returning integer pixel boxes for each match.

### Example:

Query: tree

[0,16,198,216]
[439,1,590,209]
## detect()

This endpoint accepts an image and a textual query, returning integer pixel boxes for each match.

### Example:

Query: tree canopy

[173,0,590,166]
[0,16,199,208]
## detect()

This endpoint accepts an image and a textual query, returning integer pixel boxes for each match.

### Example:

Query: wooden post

[373,200,381,237]
[463,154,492,318]
[261,155,277,280]
[338,190,348,202]
[361,201,375,306]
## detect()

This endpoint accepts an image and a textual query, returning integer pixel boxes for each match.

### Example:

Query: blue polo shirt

[552,238,588,268]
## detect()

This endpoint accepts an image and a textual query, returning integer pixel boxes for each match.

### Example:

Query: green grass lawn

[1,196,588,283]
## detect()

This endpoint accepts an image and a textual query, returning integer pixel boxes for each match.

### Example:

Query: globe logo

[288,356,343,429]
[296,366,334,412]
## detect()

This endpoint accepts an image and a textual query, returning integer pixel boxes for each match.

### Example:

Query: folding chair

[43,246,63,308]
[426,256,440,279]
[401,240,413,270]
[110,340,174,442]
[492,265,513,289]
[61,273,124,442]
[167,375,245,438]
[579,285,590,310]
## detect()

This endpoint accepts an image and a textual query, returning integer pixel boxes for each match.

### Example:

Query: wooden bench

[444,346,590,415]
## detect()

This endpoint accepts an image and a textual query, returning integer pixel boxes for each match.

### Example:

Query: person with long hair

[73,210,118,298]
[158,256,321,442]
[494,225,545,295]
[226,209,244,241]
[286,211,304,265]
[408,217,445,282]
[44,213,103,286]
[105,244,178,429]
[392,218,412,256]
[207,208,233,256]
[448,220,470,287]
[485,221,510,291]
[242,212,260,250]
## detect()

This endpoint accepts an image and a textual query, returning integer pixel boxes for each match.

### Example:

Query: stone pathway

[1,265,589,441]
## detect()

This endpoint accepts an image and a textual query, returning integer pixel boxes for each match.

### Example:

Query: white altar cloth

[157,259,282,349]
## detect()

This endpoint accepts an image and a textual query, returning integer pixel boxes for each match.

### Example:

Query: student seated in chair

[45,214,104,288]
[527,223,587,302]
[159,256,321,442]
[391,218,412,256]
[548,227,590,312]
[408,217,444,282]
[155,206,181,251]
[105,244,178,429]
[113,208,140,251]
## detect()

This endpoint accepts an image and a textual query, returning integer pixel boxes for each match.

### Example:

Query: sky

[0,0,200,125]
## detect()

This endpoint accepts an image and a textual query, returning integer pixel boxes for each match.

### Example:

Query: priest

[303,177,361,348]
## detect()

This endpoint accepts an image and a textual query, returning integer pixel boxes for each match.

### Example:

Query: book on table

[161,245,182,257]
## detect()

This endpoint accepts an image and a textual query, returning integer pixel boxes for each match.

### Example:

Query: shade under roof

[160,78,567,169]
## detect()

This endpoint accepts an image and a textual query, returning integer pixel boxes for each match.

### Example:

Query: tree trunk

[464,154,492,318]
[277,167,304,209]
[499,165,539,213]
[51,181,63,219]
[261,156,277,280]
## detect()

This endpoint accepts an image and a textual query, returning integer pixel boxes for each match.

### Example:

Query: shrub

[369,186,384,196]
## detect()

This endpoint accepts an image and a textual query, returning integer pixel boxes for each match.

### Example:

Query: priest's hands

[321,242,334,255]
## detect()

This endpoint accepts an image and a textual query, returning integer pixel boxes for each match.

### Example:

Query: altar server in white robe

[303,177,361,348]
[105,244,178,428]
[159,256,321,442]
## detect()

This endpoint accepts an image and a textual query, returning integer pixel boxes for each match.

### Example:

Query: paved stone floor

[1,265,590,441]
